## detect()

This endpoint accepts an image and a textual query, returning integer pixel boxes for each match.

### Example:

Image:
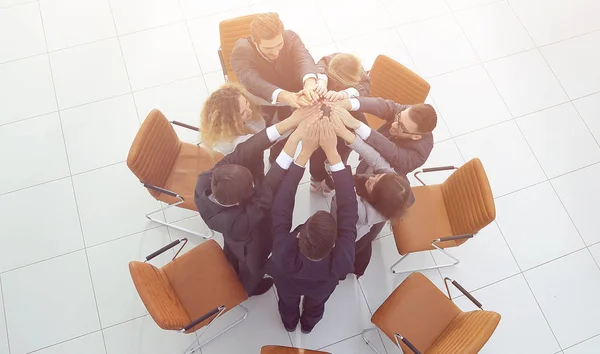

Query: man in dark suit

[335,97,438,176]
[266,119,358,334]
[194,106,322,296]
[230,12,324,164]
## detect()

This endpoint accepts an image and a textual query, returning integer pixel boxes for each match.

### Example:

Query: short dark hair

[409,104,437,133]
[299,211,337,261]
[211,164,254,205]
[355,173,412,220]
[251,12,284,43]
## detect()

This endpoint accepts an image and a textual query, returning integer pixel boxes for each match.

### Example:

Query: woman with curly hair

[200,83,267,155]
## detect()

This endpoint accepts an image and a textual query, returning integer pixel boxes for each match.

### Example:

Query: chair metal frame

[362,277,483,354]
[140,238,248,354]
[389,165,477,274]
[139,121,214,240]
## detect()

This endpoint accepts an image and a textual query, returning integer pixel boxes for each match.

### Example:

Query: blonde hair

[327,53,363,91]
[250,12,284,43]
[200,83,258,152]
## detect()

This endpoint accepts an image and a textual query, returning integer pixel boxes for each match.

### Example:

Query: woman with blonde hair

[308,53,371,197]
[200,83,266,155]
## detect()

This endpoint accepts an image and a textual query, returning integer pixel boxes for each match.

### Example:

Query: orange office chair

[261,346,330,354]
[127,109,223,238]
[366,55,431,130]
[218,13,266,83]
[363,272,500,354]
[130,238,248,353]
[389,158,496,274]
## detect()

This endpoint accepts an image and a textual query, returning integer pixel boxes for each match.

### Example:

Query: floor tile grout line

[356,278,391,354]
[176,0,212,115]
[561,332,600,352]
[0,0,37,10]
[0,279,12,354]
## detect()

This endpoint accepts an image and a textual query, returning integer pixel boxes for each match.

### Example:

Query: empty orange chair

[127,109,223,238]
[130,238,248,353]
[389,158,496,274]
[261,345,330,354]
[366,54,431,130]
[363,272,500,354]
[218,13,266,83]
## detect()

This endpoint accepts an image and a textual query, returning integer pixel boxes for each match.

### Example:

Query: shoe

[250,277,274,296]
[301,325,312,334]
[310,177,322,193]
[284,325,296,332]
[321,180,335,198]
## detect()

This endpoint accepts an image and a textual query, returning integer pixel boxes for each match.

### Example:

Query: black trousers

[354,221,387,277]
[223,233,273,295]
[274,278,336,331]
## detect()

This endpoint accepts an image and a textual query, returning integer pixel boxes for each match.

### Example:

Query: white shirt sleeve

[329,161,345,172]
[302,73,317,84]
[271,88,284,104]
[275,151,294,170]
[343,87,360,98]
[349,98,361,111]
[266,125,282,143]
[355,122,372,140]
[317,73,328,83]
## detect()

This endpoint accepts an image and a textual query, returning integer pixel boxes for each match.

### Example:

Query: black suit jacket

[266,163,358,292]
[230,30,317,102]
[194,130,285,259]
[356,97,434,175]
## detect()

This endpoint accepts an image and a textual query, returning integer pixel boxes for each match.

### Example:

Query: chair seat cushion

[159,142,222,211]
[426,310,501,354]
[372,272,461,353]
[391,185,455,255]
[162,240,247,332]
[261,345,330,354]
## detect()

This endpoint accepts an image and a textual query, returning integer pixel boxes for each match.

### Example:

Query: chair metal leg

[183,305,249,354]
[390,242,460,274]
[145,199,215,239]
[362,327,384,354]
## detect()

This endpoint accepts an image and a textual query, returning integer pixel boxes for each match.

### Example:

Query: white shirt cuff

[355,122,372,140]
[271,88,283,104]
[317,73,328,83]
[343,87,360,98]
[349,98,360,111]
[275,152,294,170]
[266,125,282,143]
[329,161,345,172]
[302,73,317,84]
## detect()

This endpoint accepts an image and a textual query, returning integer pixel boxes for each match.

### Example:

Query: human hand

[315,80,328,96]
[288,104,322,128]
[301,121,321,155]
[330,105,361,130]
[278,90,311,108]
[302,79,321,103]
[290,108,322,140]
[330,113,355,143]
[318,118,338,154]
[329,99,352,110]
[324,90,348,102]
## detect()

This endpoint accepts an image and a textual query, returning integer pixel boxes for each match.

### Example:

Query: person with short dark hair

[334,98,437,175]
[194,106,322,296]
[266,119,358,334]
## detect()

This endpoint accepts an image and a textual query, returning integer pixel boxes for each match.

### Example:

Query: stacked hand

[323,90,347,101]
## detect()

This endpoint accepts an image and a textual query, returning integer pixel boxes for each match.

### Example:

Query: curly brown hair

[200,83,258,152]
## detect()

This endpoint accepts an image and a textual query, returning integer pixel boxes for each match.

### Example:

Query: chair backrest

[371,272,461,353]
[127,110,182,196]
[162,240,248,332]
[441,158,496,238]
[129,261,190,331]
[219,13,265,82]
[261,345,331,354]
[367,55,431,130]
[130,240,248,333]
[427,310,501,353]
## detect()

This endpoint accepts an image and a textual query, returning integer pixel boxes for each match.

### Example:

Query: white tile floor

[1,0,600,353]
